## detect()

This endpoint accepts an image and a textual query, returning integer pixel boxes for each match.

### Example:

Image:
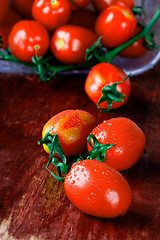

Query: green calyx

[38,131,116,181]
[97,75,130,112]
[75,134,116,163]
[38,131,70,182]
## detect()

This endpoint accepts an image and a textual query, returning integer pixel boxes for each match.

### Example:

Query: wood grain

[0,62,160,240]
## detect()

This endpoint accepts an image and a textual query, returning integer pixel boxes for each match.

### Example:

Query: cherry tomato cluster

[0,0,156,218]
[38,109,146,218]
[0,0,159,113]
[0,0,155,62]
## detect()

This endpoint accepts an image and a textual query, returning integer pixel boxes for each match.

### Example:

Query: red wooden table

[0,62,160,240]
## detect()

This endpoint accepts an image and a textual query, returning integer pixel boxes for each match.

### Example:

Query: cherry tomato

[32,0,72,32]
[71,0,91,8]
[91,0,134,12]
[42,110,96,156]
[11,0,35,18]
[119,26,147,58]
[8,20,50,63]
[0,0,10,23]
[64,159,132,218]
[85,63,131,111]
[88,117,146,171]
[95,5,137,48]
[0,6,22,49]
[50,25,97,64]
[68,9,97,31]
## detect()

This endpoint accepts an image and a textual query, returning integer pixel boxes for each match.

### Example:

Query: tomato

[95,5,137,48]
[119,26,147,58]
[88,117,146,171]
[91,0,134,12]
[71,0,91,8]
[11,0,35,18]
[8,20,50,63]
[0,6,22,49]
[42,110,96,156]
[68,9,97,31]
[0,0,10,23]
[64,159,132,218]
[85,63,131,111]
[50,25,97,64]
[32,0,72,32]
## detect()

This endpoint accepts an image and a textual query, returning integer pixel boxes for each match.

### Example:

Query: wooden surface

[0,62,160,240]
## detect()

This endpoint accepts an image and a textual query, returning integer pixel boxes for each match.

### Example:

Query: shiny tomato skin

[92,0,134,12]
[8,20,50,63]
[64,159,132,218]
[0,0,10,23]
[95,5,137,48]
[85,62,131,110]
[88,117,146,171]
[0,6,22,49]
[32,0,72,31]
[119,26,147,58]
[50,25,97,64]
[42,110,96,156]
[12,0,35,18]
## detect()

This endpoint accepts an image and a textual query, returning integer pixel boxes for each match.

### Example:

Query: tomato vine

[0,5,160,81]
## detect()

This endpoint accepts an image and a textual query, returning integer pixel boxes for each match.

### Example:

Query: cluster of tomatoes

[0,0,151,112]
[0,0,148,218]
[0,0,147,63]
[39,109,146,218]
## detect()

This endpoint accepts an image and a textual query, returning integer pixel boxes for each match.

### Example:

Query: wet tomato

[85,63,131,111]
[91,0,134,12]
[95,5,137,48]
[8,20,50,63]
[12,0,35,18]
[64,159,132,218]
[42,110,96,156]
[32,0,72,31]
[0,0,10,23]
[88,117,146,171]
[50,24,97,64]
[119,26,147,58]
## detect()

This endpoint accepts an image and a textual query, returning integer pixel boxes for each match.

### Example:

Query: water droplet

[71,180,75,184]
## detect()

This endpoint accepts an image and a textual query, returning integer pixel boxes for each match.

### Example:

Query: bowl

[0,0,160,76]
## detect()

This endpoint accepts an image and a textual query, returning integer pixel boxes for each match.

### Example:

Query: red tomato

[8,20,50,63]
[71,0,91,8]
[88,117,146,171]
[85,63,131,111]
[92,0,134,12]
[32,0,72,32]
[68,9,97,31]
[0,6,22,49]
[50,25,97,64]
[119,26,147,58]
[0,0,10,23]
[11,0,35,18]
[95,5,137,48]
[64,159,132,218]
[42,110,96,156]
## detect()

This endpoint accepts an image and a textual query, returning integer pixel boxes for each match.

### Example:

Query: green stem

[0,49,35,69]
